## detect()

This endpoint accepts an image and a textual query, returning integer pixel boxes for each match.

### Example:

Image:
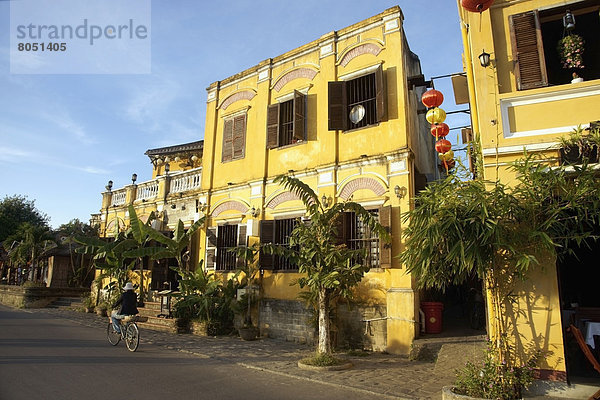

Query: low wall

[259,299,315,345]
[259,298,387,350]
[336,304,387,351]
[0,285,89,308]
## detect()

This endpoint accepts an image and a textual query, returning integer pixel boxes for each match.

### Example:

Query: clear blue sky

[0,0,468,228]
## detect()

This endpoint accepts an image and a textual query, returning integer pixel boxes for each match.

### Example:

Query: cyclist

[110,282,139,334]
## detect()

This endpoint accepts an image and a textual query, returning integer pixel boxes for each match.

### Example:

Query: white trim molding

[482,142,560,156]
[500,84,600,139]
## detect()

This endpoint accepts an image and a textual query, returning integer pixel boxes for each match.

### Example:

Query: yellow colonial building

[458,0,600,384]
[98,6,441,354]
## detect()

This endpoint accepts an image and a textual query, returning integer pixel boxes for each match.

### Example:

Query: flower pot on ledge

[238,326,259,341]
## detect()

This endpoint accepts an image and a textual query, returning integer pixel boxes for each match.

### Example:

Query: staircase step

[137,321,183,334]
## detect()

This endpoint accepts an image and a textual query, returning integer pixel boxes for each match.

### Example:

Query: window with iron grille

[216,224,238,271]
[266,91,306,149]
[346,210,380,269]
[259,218,299,271]
[328,64,385,131]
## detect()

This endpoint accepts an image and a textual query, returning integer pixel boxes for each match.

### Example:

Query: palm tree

[4,223,56,283]
[265,175,389,356]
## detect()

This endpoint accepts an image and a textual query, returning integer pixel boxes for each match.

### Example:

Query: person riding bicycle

[110,282,139,334]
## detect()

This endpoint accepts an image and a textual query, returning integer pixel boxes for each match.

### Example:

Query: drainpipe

[457,5,481,156]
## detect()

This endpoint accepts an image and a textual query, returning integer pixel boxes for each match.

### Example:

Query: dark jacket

[112,291,139,315]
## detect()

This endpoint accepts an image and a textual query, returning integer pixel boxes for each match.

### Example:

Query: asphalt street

[0,305,382,400]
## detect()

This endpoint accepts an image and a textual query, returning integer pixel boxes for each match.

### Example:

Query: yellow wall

[459,0,600,376]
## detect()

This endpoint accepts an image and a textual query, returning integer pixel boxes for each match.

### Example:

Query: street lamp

[478,50,491,68]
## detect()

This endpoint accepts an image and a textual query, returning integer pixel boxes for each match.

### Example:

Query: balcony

[103,168,202,211]
[169,167,202,194]
[136,180,159,201]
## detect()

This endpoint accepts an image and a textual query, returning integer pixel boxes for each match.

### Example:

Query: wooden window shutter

[378,205,392,268]
[221,119,234,162]
[232,114,246,159]
[266,104,280,149]
[205,227,218,269]
[509,10,548,90]
[235,224,248,267]
[328,81,348,131]
[293,90,306,142]
[375,65,386,122]
[259,220,276,270]
[334,212,351,245]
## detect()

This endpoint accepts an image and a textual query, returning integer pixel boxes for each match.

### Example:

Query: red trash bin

[421,301,444,334]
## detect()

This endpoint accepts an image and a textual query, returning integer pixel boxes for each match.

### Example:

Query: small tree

[265,175,389,357]
[399,154,600,398]
[4,222,56,283]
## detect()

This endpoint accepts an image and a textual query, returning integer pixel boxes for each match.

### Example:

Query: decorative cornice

[265,191,302,209]
[338,177,387,200]
[211,200,248,217]
[145,140,204,156]
[218,90,257,110]
[338,42,383,67]
[272,67,318,92]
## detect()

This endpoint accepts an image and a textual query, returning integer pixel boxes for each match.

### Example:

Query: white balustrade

[170,168,202,194]
[111,189,127,206]
[136,180,159,201]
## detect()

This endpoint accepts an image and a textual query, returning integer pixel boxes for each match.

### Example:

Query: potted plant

[443,338,539,400]
[559,125,598,164]
[82,294,95,313]
[96,301,108,317]
[557,33,584,77]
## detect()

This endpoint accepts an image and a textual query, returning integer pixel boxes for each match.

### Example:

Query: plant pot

[238,326,259,341]
[190,320,208,336]
[96,308,107,317]
[571,77,583,83]
[85,307,94,313]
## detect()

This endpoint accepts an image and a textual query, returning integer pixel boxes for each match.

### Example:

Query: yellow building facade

[458,0,600,382]
[98,7,441,354]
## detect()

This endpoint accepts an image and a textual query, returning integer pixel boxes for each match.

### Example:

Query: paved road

[0,305,386,400]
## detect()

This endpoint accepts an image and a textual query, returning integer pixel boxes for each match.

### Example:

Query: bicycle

[107,315,140,352]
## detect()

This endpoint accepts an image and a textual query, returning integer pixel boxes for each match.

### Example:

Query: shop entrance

[557,226,600,383]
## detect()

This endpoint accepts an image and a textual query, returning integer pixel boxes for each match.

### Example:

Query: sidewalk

[35,307,453,399]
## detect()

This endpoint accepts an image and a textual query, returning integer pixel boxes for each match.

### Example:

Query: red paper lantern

[421,89,444,108]
[430,123,450,138]
[442,159,456,170]
[435,139,452,153]
[461,0,494,13]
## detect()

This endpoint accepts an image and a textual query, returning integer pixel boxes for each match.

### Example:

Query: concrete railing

[170,168,202,194]
[136,180,159,201]
[111,189,127,206]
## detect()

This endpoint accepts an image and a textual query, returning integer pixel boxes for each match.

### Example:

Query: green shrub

[454,339,539,400]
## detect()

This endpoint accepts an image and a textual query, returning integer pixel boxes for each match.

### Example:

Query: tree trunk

[317,288,331,355]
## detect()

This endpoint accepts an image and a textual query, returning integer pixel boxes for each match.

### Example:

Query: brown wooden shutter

[375,65,386,122]
[259,220,275,270]
[232,114,246,159]
[509,10,548,90]
[266,104,280,149]
[222,119,233,162]
[334,212,351,245]
[378,205,392,268]
[293,90,306,142]
[205,227,218,269]
[328,81,348,131]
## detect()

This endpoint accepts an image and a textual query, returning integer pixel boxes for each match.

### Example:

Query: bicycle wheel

[125,322,139,352]
[107,322,121,345]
